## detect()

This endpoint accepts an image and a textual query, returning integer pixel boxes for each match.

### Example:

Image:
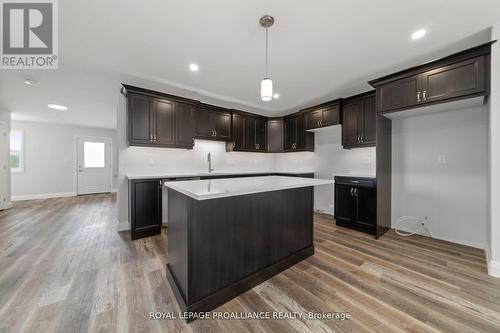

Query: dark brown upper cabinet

[304,100,341,130]
[369,42,492,114]
[228,111,267,152]
[195,104,231,141]
[342,91,376,149]
[267,118,284,153]
[284,114,314,152]
[125,85,197,149]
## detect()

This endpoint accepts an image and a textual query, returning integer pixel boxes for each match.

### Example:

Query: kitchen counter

[166,175,328,317]
[127,170,315,180]
[164,175,333,200]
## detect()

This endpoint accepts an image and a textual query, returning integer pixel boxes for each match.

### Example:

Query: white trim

[486,250,500,278]
[12,192,76,201]
[117,220,130,232]
[75,135,113,195]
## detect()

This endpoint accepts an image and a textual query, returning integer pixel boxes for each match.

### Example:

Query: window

[10,130,24,173]
[84,142,105,168]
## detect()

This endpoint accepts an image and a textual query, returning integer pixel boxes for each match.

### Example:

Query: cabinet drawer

[335,177,375,188]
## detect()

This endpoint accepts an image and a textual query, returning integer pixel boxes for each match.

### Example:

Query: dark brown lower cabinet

[129,179,162,240]
[334,176,376,236]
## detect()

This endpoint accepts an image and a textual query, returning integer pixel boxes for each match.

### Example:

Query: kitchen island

[164,175,333,317]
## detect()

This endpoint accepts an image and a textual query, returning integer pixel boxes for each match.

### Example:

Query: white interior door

[77,136,112,195]
[0,122,7,209]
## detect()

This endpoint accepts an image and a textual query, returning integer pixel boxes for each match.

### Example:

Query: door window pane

[10,130,24,173]
[84,142,105,168]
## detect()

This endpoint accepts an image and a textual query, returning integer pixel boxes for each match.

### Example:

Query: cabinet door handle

[150,134,153,142]
[317,120,319,127]
[158,180,162,188]
[350,188,354,196]
[320,120,323,127]
[354,188,358,196]
[361,135,364,142]
[215,130,217,136]
[423,90,427,101]
[417,91,421,102]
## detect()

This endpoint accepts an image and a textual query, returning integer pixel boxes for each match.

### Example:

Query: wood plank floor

[1,194,500,332]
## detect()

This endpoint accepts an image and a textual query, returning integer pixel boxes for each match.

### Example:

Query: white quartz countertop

[164,176,333,200]
[127,170,314,180]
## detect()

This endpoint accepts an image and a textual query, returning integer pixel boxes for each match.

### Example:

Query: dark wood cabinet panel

[267,119,283,152]
[363,96,376,144]
[305,111,320,130]
[128,93,153,144]
[154,99,175,145]
[244,118,256,150]
[284,114,314,152]
[213,111,232,140]
[176,103,194,147]
[334,184,355,227]
[255,118,266,151]
[334,177,376,236]
[129,179,162,240]
[283,117,295,151]
[194,107,214,139]
[231,114,245,150]
[126,87,196,149]
[321,105,340,127]
[295,115,307,149]
[357,187,377,230]
[422,56,485,104]
[370,43,492,114]
[342,92,376,149]
[195,105,231,141]
[230,112,267,152]
[377,74,421,112]
[304,101,340,130]
[342,101,361,148]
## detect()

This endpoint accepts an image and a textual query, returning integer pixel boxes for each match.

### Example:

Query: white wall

[116,94,315,229]
[11,120,118,200]
[392,106,488,249]
[311,126,376,214]
[0,110,11,208]
[488,24,500,276]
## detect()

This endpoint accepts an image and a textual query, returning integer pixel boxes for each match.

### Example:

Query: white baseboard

[0,202,13,210]
[394,226,485,250]
[117,220,130,232]
[486,250,500,278]
[163,219,168,226]
[315,209,334,216]
[12,192,76,201]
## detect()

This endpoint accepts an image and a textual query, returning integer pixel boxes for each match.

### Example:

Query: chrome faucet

[207,152,214,173]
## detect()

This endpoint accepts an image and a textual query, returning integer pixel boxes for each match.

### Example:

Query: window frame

[10,130,24,174]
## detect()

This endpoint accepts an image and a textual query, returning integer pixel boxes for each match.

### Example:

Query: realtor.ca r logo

[1,0,58,69]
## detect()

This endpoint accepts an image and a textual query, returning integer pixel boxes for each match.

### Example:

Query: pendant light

[260,15,274,102]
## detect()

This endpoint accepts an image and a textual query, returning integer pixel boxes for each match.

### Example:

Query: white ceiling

[1,0,499,129]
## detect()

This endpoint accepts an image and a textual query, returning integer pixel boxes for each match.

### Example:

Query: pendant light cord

[265,27,269,78]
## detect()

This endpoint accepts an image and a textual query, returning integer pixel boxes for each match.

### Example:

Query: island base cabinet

[129,179,162,240]
[166,187,314,319]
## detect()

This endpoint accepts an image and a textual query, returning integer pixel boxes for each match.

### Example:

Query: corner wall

[392,106,488,249]
[10,120,118,200]
[488,25,500,277]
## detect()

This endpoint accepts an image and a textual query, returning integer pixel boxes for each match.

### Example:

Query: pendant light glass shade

[261,78,273,101]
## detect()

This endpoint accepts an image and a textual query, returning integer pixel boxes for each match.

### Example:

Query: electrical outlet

[438,154,446,164]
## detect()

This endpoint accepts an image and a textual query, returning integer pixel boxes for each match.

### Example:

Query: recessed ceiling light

[273,93,280,99]
[189,63,199,72]
[411,29,426,40]
[24,78,39,86]
[48,104,68,110]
